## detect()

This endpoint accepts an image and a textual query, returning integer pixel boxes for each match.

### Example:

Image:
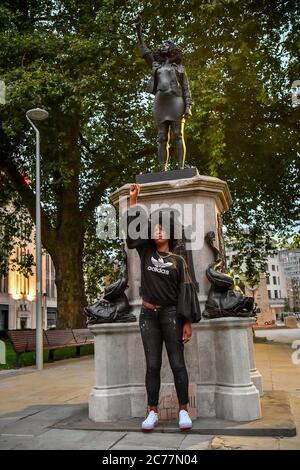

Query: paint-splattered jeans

[139,305,189,406]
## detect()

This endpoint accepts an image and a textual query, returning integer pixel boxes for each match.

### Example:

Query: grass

[0,340,94,370]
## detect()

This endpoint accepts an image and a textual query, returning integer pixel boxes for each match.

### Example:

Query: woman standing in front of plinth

[123,183,201,431]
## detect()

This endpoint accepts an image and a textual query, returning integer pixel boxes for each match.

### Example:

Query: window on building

[51,259,55,278]
[0,276,8,293]
[15,272,20,294]
[273,276,277,285]
[23,276,29,295]
[268,290,271,299]
[46,278,50,297]
[278,277,280,285]
[20,318,27,329]
[279,290,281,298]
[266,275,270,285]
[46,254,50,297]
[274,290,278,298]
[51,260,55,298]
[47,308,57,328]
[51,279,56,298]
[265,263,268,272]
[272,265,276,271]
[277,266,279,271]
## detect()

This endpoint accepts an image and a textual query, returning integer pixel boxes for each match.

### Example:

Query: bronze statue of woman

[134,16,193,171]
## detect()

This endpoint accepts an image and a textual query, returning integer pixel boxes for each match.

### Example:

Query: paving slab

[109,431,186,450]
[179,434,214,450]
[0,433,35,450]
[0,342,299,450]
[205,435,280,451]
[12,429,126,450]
[0,404,86,436]
[52,391,296,437]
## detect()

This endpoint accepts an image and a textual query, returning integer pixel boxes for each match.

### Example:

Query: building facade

[0,243,57,333]
[226,247,288,326]
[265,252,288,319]
[279,248,300,312]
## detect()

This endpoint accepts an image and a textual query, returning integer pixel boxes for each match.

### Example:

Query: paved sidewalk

[255,328,300,344]
[0,343,299,450]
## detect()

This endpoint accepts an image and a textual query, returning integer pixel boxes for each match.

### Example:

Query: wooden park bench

[7,328,94,368]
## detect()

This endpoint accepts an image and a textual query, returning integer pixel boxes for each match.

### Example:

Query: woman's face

[153,223,168,249]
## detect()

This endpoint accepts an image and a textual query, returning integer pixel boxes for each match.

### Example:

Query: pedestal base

[89,318,262,423]
[109,174,232,317]
[89,385,145,422]
[136,167,199,184]
[251,370,263,397]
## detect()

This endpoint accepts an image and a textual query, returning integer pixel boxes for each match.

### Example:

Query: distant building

[226,246,288,326]
[0,242,57,334]
[264,251,288,318]
[279,248,300,312]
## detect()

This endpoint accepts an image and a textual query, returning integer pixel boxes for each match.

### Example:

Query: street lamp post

[26,108,49,370]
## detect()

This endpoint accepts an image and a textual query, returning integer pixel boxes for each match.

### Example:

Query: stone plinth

[247,326,263,396]
[109,175,232,318]
[89,317,261,423]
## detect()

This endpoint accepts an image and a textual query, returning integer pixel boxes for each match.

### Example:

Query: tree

[0,171,34,278]
[1,1,299,326]
[0,0,154,327]
[284,297,291,312]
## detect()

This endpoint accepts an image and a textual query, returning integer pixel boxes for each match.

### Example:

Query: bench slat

[8,329,93,355]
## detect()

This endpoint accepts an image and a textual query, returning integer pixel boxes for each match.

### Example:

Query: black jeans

[139,305,189,407]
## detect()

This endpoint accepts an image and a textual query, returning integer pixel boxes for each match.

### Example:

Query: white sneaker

[179,410,192,430]
[142,410,159,430]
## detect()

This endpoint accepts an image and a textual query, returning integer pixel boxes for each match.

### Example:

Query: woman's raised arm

[122,184,150,253]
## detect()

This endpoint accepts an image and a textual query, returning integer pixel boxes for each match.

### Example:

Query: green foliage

[283,297,291,312]
[225,225,275,288]
[0,339,93,369]
[0,175,34,276]
[0,1,299,317]
[83,209,123,304]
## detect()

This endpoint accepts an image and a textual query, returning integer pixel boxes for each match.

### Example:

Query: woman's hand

[129,183,141,207]
[182,321,192,344]
[129,183,140,198]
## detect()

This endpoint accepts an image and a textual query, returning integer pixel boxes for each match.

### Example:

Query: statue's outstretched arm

[134,15,153,69]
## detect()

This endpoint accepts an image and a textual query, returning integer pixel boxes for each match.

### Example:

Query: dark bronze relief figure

[134,15,193,171]
[84,244,136,324]
[203,232,256,319]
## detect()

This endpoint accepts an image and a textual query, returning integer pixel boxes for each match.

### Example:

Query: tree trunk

[53,233,87,329]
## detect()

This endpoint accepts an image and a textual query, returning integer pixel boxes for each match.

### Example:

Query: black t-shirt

[122,205,201,323]
[132,243,185,306]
